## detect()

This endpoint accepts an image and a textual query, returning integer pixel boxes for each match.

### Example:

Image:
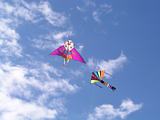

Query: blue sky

[0,0,160,120]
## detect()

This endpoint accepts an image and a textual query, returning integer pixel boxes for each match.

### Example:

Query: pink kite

[50,40,86,64]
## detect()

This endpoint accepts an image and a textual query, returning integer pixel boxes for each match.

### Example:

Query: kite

[50,40,86,64]
[90,70,116,91]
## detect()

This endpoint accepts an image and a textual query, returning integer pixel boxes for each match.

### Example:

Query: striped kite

[90,70,116,91]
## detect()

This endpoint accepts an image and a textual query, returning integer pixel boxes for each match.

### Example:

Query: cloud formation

[88,99,143,120]
[0,61,78,120]
[0,0,68,57]
[87,53,127,75]
[92,4,112,23]
[38,1,66,26]
[0,18,22,57]
[0,93,57,120]
[32,30,73,51]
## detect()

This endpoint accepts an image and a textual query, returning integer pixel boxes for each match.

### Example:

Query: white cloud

[31,34,54,50]
[100,4,113,14]
[0,1,34,57]
[0,93,57,120]
[41,63,62,77]
[0,18,22,57]
[0,19,19,40]
[0,0,68,57]
[0,0,36,57]
[53,31,73,40]
[85,0,96,7]
[0,0,78,119]
[88,99,143,120]
[0,61,78,119]
[92,11,101,22]
[87,53,127,75]
[76,6,85,12]
[0,0,35,22]
[38,1,66,26]
[21,0,67,26]
[92,4,112,23]
[0,62,78,96]
[0,1,14,14]
[32,30,73,50]
[70,70,83,77]
[0,0,66,25]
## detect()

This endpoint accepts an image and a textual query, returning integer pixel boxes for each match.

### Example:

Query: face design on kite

[64,40,74,51]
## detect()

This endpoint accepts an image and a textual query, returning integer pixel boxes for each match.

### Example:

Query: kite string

[94,83,102,88]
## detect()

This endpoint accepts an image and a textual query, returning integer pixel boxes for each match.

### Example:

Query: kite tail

[108,84,116,91]
[64,58,70,65]
[63,58,66,65]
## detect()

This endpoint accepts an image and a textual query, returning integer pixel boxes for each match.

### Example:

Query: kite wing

[99,70,105,80]
[50,45,66,57]
[70,48,86,63]
[93,71,105,80]
[90,72,100,84]
[90,70,105,84]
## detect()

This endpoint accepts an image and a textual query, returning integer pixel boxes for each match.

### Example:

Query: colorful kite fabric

[90,70,116,91]
[90,70,105,83]
[71,48,86,64]
[50,40,86,64]
[50,45,66,58]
